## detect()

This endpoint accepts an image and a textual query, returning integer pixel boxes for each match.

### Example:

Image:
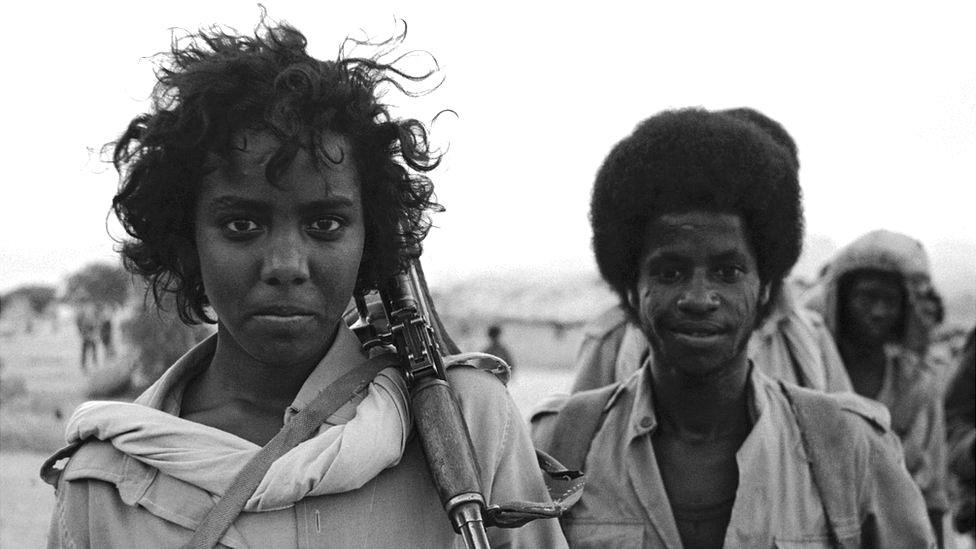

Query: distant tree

[1,284,57,316]
[87,294,213,399]
[64,262,134,308]
[121,293,213,391]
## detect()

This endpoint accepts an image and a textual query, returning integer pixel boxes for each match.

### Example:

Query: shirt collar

[623,359,772,441]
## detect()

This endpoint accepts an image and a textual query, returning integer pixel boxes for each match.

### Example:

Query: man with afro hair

[533,107,933,548]
[569,108,851,396]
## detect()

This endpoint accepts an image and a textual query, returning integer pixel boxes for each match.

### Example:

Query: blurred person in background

[97,304,115,360]
[945,327,975,540]
[481,324,515,377]
[74,302,99,372]
[805,229,950,545]
[571,108,851,395]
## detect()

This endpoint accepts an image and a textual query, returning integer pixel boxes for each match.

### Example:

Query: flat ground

[0,324,573,547]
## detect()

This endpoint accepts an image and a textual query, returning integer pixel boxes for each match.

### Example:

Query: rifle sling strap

[184,353,398,549]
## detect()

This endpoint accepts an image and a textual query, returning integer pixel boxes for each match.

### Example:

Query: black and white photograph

[1,1,974,547]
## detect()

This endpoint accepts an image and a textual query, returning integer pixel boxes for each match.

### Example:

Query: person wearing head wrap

[806,229,950,544]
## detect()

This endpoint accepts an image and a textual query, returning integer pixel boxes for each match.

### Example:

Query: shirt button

[639,417,653,429]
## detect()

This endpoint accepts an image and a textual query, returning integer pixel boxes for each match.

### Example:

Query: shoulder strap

[543,383,619,473]
[185,353,397,549]
[779,381,862,549]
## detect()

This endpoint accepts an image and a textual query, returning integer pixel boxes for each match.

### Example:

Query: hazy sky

[2,1,974,293]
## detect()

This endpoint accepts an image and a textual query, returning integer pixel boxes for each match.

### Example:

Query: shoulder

[46,440,127,487]
[45,441,130,544]
[776,383,907,486]
[831,391,893,434]
[446,364,511,408]
[778,381,892,437]
[445,365,524,450]
[582,305,630,340]
[888,347,944,411]
[530,382,625,454]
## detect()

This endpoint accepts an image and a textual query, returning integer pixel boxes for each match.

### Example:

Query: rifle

[354,257,491,549]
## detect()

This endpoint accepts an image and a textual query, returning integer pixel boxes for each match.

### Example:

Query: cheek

[729,280,762,328]
[635,283,671,329]
[193,231,251,302]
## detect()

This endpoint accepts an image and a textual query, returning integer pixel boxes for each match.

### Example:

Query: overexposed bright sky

[2,1,974,293]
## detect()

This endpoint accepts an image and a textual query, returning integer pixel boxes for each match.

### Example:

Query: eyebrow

[297,198,357,215]
[204,195,357,214]
[710,250,751,263]
[205,196,268,214]
[643,249,750,264]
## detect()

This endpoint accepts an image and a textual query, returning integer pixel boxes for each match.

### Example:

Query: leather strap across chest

[185,353,398,549]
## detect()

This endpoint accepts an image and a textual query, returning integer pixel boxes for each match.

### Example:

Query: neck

[200,324,329,410]
[837,335,886,372]
[649,352,752,440]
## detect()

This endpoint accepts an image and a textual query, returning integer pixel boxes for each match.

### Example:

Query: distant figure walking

[97,305,115,359]
[75,304,98,372]
[482,325,515,377]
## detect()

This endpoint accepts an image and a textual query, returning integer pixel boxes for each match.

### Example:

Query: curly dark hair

[111,17,442,324]
[590,107,804,321]
[718,107,799,167]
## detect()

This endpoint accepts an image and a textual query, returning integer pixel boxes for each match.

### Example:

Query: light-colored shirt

[874,344,950,513]
[47,324,567,548]
[534,365,934,548]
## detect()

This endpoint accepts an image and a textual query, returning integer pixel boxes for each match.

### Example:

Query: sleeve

[447,367,569,549]
[860,427,937,548]
[484,395,569,549]
[46,474,90,549]
[900,379,950,513]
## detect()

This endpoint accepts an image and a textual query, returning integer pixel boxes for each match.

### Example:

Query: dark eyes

[715,265,745,282]
[657,268,683,283]
[221,218,345,238]
[224,219,261,235]
[306,218,343,235]
[651,265,745,283]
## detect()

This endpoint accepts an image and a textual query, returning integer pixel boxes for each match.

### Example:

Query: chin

[655,344,742,381]
[248,338,327,368]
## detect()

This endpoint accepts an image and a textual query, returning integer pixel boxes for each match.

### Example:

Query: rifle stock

[367,258,491,549]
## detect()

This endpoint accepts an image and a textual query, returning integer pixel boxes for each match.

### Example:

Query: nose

[677,274,720,314]
[260,229,310,287]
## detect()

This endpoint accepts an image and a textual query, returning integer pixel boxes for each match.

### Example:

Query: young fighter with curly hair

[42,17,565,548]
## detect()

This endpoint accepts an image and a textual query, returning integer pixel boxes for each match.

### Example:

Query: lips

[250,305,317,317]
[667,321,726,337]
